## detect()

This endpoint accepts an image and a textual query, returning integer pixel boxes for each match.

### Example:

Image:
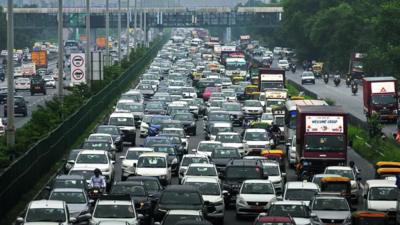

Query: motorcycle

[334,76,341,86]
[89,186,104,201]
[302,62,307,70]
[352,83,358,95]
[300,171,311,181]
[346,77,351,87]
[291,64,296,73]
[324,74,329,84]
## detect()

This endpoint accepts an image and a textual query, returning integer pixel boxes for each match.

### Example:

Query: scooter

[324,74,329,84]
[334,77,341,86]
[346,77,351,87]
[302,62,307,70]
[352,83,358,95]
[291,64,296,73]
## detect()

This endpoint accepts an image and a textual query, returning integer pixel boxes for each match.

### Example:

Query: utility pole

[144,8,147,48]
[106,0,110,66]
[133,0,137,51]
[86,0,90,81]
[139,0,142,47]
[6,0,14,146]
[58,0,63,102]
[126,0,130,61]
[118,0,121,66]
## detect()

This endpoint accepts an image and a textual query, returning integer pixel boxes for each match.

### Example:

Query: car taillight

[15,82,17,85]
[0,126,4,131]
[27,83,30,85]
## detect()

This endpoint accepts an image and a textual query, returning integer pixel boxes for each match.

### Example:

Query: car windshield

[216,134,241,143]
[146,103,164,110]
[224,92,235,97]
[110,185,146,196]
[109,117,134,126]
[123,104,143,112]
[26,208,66,222]
[170,81,184,86]
[244,101,261,107]
[120,94,139,102]
[212,149,238,158]
[174,114,193,121]
[160,192,201,204]
[226,166,262,179]
[210,101,223,107]
[17,78,29,83]
[76,154,108,164]
[223,104,241,111]
[266,100,285,107]
[126,150,149,160]
[369,187,397,201]
[241,182,274,194]
[182,157,208,166]
[205,88,218,92]
[139,84,152,90]
[68,170,93,180]
[162,129,185,137]
[151,117,170,125]
[211,126,232,135]
[325,169,355,180]
[184,182,220,196]
[305,135,346,152]
[263,165,280,176]
[261,114,273,120]
[53,179,86,189]
[245,132,269,141]
[82,142,110,150]
[199,143,222,152]
[182,87,195,92]
[209,114,230,121]
[303,72,314,77]
[169,90,182,95]
[137,156,166,168]
[43,76,52,81]
[171,109,190,115]
[153,146,176,156]
[143,75,157,80]
[145,138,170,146]
[186,166,217,176]
[142,115,154,123]
[358,217,386,225]
[371,94,397,105]
[50,191,86,204]
[94,205,135,218]
[312,198,349,211]
[88,135,112,142]
[279,60,288,64]
[268,205,308,218]
[285,189,319,201]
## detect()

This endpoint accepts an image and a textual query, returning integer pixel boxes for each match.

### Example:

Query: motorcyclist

[242,118,251,130]
[296,157,306,177]
[349,161,360,175]
[89,168,106,190]
[300,161,310,180]
[334,71,340,80]
[269,122,281,134]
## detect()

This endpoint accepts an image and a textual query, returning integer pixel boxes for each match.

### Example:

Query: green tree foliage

[367,113,385,138]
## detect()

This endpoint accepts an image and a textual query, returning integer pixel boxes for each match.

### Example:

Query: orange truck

[31,50,47,68]
[79,34,87,42]
[96,36,106,49]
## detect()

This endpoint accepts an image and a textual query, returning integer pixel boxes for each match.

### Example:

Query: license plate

[389,115,394,119]
[250,206,263,210]
[21,83,25,85]
[327,224,339,225]
[252,149,261,152]
[14,105,18,107]
[35,87,40,89]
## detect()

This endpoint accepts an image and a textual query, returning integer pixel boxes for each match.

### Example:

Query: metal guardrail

[0,33,170,221]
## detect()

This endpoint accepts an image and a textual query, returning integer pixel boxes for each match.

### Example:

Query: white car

[242,100,264,117]
[195,141,222,157]
[88,133,117,151]
[278,60,290,71]
[178,154,210,184]
[282,181,320,206]
[161,128,190,152]
[74,150,115,186]
[273,47,283,55]
[222,89,237,102]
[181,163,218,184]
[215,132,247,156]
[283,48,294,54]
[261,160,286,194]
[140,115,154,137]
[301,71,315,85]
[260,113,273,124]
[265,201,313,225]
[262,51,274,61]
[15,78,30,90]
[324,166,360,203]
[14,67,23,77]
[182,177,226,223]
[286,135,297,168]
[42,75,56,88]
[221,78,232,88]
[182,87,197,98]
[259,92,266,107]
[134,152,171,186]
[119,147,153,171]
[236,180,276,219]
[243,128,273,156]
[52,68,66,80]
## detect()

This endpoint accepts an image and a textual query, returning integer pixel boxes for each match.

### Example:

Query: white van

[362,180,397,219]
[134,152,171,186]
[109,112,136,146]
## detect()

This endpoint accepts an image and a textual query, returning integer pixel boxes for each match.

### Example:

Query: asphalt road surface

[253,55,397,136]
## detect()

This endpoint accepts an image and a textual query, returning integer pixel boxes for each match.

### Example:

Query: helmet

[300,157,305,162]
[336,71,339,73]
[271,122,274,125]
[349,161,355,167]
[94,168,101,176]
[303,162,309,167]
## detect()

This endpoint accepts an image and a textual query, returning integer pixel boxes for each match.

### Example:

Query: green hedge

[0,36,161,168]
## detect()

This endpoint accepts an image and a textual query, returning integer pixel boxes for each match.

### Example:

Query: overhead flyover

[6,7,282,29]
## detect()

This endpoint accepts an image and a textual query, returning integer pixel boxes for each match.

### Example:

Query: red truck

[349,53,366,79]
[258,68,286,91]
[296,106,348,173]
[363,77,398,122]
[220,46,238,66]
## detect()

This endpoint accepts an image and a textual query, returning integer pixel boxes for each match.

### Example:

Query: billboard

[305,116,344,133]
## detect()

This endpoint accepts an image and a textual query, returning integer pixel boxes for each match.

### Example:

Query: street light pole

[6,0,14,146]
[126,0,130,61]
[144,8,147,48]
[118,0,121,66]
[58,0,63,101]
[139,0,142,47]
[86,0,90,82]
[134,0,137,51]
[106,0,110,66]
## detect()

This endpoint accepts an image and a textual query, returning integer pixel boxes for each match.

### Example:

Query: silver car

[309,193,355,225]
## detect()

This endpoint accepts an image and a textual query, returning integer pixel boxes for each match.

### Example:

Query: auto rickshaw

[261,150,285,173]
[350,211,388,225]
[375,168,400,179]
[250,76,259,86]
[312,64,323,78]
[244,85,258,100]
[320,177,352,205]
[250,122,270,130]
[232,76,244,85]
[192,73,202,87]
[290,96,305,100]
[251,92,261,101]
[375,161,400,170]
[211,68,220,74]
[250,66,259,78]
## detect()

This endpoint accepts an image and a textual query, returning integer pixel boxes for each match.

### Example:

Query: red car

[202,87,219,101]
[254,215,296,225]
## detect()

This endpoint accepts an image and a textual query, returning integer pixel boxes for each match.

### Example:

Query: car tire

[4,112,6,117]
[301,81,304,85]
[236,213,242,220]
[43,91,47,95]
[31,92,34,96]
[23,110,27,117]
[54,85,56,89]
[313,81,315,84]
[193,130,196,136]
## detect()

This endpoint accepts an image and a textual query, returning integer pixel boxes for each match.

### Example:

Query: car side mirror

[282,173,286,177]
[218,174,225,179]
[222,190,228,195]
[89,199,95,204]
[119,156,125,159]
[69,217,77,223]
[154,222,161,225]
[186,135,190,138]
[357,176,362,181]
[111,161,115,164]
[140,144,144,147]
[138,214,144,220]
[203,116,208,120]
[310,213,317,218]
[276,196,283,201]
[16,217,24,223]
[67,160,75,164]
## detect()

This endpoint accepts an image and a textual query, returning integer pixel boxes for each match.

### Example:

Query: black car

[156,210,206,225]
[45,174,89,198]
[109,181,153,225]
[160,120,183,131]
[170,107,192,118]
[154,185,209,222]
[220,159,267,206]
[62,149,82,174]
[204,111,232,131]
[4,96,28,117]
[152,144,181,175]
[30,77,47,95]
[157,134,186,156]
[145,101,167,115]
[92,125,124,152]
[172,113,197,135]
[81,140,115,160]
[210,147,242,174]
[0,88,16,104]
[126,176,163,208]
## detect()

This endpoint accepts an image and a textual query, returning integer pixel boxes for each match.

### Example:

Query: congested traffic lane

[110,105,376,224]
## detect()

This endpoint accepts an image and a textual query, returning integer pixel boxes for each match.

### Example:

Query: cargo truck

[363,77,398,122]
[31,50,47,68]
[349,53,366,79]
[296,106,348,173]
[240,35,250,50]
[264,88,288,113]
[258,68,286,91]
[96,36,106,49]
[21,62,36,77]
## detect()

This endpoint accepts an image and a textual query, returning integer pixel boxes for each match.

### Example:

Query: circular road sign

[72,68,84,81]
[72,55,84,67]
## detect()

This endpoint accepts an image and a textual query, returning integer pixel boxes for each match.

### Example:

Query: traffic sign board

[72,55,84,67]
[70,53,86,83]
[71,68,85,82]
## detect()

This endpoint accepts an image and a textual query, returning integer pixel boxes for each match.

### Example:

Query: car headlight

[161,111,165,115]
[158,208,167,212]
[190,122,195,126]
[171,158,178,164]
[115,137,121,142]
[213,200,224,206]
[159,175,166,179]
[101,168,110,172]
[311,215,321,223]
[237,197,247,206]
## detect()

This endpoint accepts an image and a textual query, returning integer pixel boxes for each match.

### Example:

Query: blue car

[147,115,171,136]
[140,137,172,148]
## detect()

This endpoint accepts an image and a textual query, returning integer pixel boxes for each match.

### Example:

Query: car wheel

[43,91,47,95]
[301,81,304,85]
[23,110,27,117]
[31,92,34,96]
[4,112,6,117]
[54,85,56,89]
[236,213,242,220]
[313,81,315,84]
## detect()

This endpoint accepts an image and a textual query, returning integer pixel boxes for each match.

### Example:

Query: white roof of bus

[226,58,246,63]
[285,100,328,111]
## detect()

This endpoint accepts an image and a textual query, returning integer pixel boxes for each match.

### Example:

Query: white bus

[225,58,247,78]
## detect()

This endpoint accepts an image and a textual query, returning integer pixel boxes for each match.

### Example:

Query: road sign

[91,52,104,81]
[70,53,86,83]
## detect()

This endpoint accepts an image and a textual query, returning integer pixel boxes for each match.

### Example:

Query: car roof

[325,166,352,171]
[168,210,202,216]
[30,200,64,209]
[163,128,184,131]
[89,134,112,137]
[161,120,182,124]
[79,150,107,155]
[211,123,232,127]
[184,177,219,183]
[243,179,272,184]
[258,216,294,223]
[139,152,169,157]
[366,180,397,187]
[154,115,171,118]
[287,181,319,189]
[246,128,267,132]
[183,154,208,158]
[165,185,198,192]
[271,201,307,205]
[314,174,341,178]
[188,163,215,168]
[56,174,85,180]
[127,147,153,151]
[110,112,134,118]
[216,132,239,135]
[97,125,119,128]
[114,181,143,186]
[84,139,110,143]
[200,141,222,144]
[127,176,159,181]
[52,188,84,193]
[146,136,170,140]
